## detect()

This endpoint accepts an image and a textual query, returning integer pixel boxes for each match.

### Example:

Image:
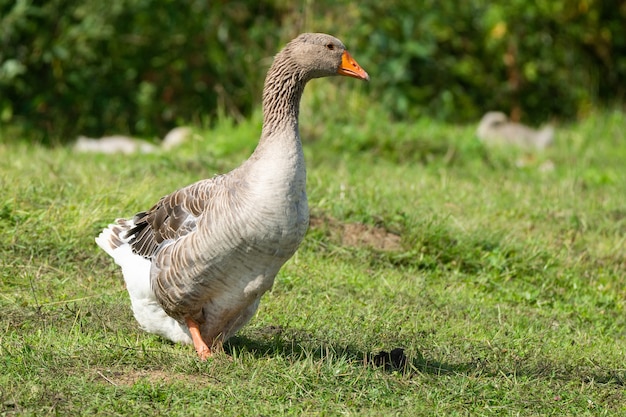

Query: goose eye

[326,43,335,50]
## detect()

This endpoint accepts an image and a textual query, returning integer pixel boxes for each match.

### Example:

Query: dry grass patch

[309,214,402,251]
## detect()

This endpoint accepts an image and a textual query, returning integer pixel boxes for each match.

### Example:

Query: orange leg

[185,316,211,361]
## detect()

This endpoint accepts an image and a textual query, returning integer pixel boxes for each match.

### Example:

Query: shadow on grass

[225,326,626,386]
[226,327,475,377]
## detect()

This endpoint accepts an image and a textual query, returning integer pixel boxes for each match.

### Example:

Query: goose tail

[96,219,192,344]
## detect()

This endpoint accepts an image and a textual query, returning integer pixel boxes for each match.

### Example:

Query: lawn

[1,102,625,415]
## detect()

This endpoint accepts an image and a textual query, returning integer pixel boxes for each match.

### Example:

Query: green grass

[1,104,625,416]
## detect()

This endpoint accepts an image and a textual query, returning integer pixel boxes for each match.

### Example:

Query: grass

[1,100,625,415]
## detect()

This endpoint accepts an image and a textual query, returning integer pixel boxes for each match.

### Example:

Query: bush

[0,0,624,143]
[346,0,625,122]
[0,0,291,142]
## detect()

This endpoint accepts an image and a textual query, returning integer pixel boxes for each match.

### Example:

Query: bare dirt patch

[91,367,209,387]
[310,215,402,251]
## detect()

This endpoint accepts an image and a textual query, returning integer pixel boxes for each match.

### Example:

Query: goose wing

[127,178,220,259]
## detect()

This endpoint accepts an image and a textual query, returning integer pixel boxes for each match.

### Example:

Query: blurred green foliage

[0,0,624,143]
[348,0,625,122]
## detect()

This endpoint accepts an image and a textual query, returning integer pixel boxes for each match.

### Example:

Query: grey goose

[477,111,554,150]
[96,33,369,360]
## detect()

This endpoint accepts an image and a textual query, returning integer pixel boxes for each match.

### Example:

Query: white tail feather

[96,223,192,344]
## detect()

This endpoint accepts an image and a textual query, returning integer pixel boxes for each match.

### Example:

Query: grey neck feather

[259,48,307,140]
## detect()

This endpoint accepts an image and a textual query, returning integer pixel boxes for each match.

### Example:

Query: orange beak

[337,50,370,81]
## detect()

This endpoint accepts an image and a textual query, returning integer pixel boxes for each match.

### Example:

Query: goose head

[282,33,370,82]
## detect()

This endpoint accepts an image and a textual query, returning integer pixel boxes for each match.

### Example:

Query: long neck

[259,51,307,140]
[237,50,308,189]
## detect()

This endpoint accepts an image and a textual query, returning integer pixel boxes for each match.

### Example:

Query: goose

[477,111,554,150]
[74,127,191,154]
[96,33,369,360]
[74,135,159,154]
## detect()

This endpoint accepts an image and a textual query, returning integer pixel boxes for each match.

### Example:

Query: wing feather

[126,178,218,259]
